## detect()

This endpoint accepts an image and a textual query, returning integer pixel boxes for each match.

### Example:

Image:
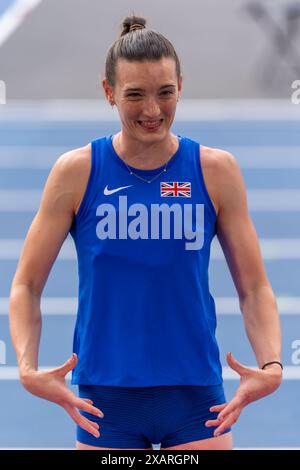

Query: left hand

[205,352,283,437]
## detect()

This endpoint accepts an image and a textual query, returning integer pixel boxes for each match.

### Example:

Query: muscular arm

[214,151,282,372]
[9,146,90,381]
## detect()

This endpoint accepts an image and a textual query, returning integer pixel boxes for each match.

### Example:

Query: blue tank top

[69,134,223,386]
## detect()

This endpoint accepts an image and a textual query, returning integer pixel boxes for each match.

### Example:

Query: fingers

[205,418,222,427]
[205,402,228,429]
[73,398,104,418]
[226,352,249,376]
[213,411,239,437]
[54,353,78,377]
[206,399,242,435]
[82,399,94,405]
[209,403,227,413]
[216,396,242,422]
[66,405,101,438]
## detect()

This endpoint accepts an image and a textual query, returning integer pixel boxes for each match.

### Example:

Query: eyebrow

[124,84,176,92]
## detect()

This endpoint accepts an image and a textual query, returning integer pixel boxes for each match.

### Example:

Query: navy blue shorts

[76,384,231,449]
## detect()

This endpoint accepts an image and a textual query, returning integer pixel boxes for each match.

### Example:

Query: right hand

[20,353,104,438]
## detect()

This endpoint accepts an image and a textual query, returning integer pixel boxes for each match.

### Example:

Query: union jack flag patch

[160,181,191,197]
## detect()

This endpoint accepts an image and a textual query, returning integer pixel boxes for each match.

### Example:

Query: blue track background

[0,118,299,448]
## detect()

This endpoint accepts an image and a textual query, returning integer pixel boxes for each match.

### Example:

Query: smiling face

[103,57,182,143]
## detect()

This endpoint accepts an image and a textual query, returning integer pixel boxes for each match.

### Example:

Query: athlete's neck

[112,132,179,170]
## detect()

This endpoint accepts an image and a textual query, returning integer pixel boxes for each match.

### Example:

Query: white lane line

[0,0,43,48]
[0,238,75,259]
[0,190,41,211]
[0,366,299,380]
[212,238,300,260]
[1,146,300,169]
[1,99,300,121]
[1,238,300,261]
[0,147,69,169]
[222,366,300,380]
[246,190,300,211]
[0,297,77,314]
[227,147,300,169]
[215,297,300,315]
[1,296,300,315]
[1,189,300,212]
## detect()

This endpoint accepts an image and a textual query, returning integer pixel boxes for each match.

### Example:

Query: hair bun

[121,15,147,36]
[129,23,145,32]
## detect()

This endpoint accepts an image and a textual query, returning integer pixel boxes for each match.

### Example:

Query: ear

[102,78,114,103]
[177,75,183,95]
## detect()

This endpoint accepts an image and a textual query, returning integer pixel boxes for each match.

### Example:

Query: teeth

[140,120,161,127]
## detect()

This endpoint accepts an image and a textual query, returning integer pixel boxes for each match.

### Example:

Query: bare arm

[8,144,119,436]
[205,149,282,437]
[9,147,89,381]
[215,151,282,372]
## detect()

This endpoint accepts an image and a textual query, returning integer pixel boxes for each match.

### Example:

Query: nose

[143,97,161,118]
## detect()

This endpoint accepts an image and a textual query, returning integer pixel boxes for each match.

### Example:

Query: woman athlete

[9,14,283,450]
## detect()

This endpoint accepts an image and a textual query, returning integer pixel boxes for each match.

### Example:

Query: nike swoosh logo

[104,184,133,195]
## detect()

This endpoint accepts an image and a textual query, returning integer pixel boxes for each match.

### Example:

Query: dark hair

[105,13,182,89]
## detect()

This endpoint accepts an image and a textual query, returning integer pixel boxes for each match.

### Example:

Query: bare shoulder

[55,143,91,177]
[200,145,237,171]
[199,145,240,216]
[53,143,91,215]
